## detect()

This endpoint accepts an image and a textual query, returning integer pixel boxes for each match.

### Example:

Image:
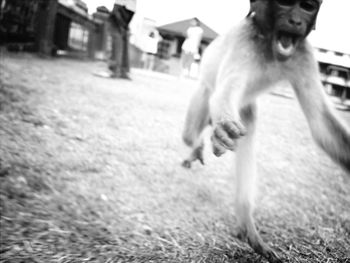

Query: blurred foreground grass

[0,53,349,263]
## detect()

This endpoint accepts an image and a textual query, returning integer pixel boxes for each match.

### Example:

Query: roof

[157,18,218,41]
[58,0,90,19]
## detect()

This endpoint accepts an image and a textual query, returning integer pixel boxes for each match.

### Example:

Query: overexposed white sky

[84,0,350,54]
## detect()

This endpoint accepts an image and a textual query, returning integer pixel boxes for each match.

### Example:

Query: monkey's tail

[182,85,211,147]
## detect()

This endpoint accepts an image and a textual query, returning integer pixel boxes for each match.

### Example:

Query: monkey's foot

[182,145,205,169]
[181,156,204,169]
[211,120,246,156]
[182,159,192,169]
[236,228,282,263]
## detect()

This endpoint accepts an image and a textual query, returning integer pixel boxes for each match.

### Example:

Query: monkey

[181,0,350,262]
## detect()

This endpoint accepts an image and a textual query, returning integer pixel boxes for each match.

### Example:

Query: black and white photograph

[0,0,349,262]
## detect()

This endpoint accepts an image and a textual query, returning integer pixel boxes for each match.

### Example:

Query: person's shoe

[109,73,119,78]
[93,71,113,78]
[120,74,131,80]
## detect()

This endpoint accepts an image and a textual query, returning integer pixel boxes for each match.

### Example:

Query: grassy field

[0,53,349,263]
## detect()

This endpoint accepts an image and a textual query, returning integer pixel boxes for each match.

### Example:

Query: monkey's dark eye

[275,0,295,6]
[300,1,318,12]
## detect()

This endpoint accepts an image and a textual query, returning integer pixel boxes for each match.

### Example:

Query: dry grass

[0,52,349,263]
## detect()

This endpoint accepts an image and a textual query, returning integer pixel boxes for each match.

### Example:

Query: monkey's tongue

[277,34,295,57]
[279,35,293,49]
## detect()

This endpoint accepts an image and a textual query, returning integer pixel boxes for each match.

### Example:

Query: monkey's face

[271,0,321,60]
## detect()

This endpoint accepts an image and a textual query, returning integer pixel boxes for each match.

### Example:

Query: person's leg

[121,29,130,78]
[148,54,155,70]
[109,30,123,78]
[142,52,148,69]
[181,51,191,77]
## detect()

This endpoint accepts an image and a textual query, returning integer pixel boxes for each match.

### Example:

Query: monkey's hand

[211,120,246,157]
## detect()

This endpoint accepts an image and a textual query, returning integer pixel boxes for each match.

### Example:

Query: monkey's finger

[223,121,247,138]
[214,126,236,150]
[211,135,227,157]
[235,121,247,136]
[223,122,241,139]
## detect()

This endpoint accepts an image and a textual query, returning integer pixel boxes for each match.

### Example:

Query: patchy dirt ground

[0,52,349,263]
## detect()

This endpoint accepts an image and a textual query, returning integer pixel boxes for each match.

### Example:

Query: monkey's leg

[234,105,282,263]
[182,83,211,168]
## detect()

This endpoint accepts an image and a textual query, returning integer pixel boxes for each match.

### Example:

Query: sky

[83,0,350,54]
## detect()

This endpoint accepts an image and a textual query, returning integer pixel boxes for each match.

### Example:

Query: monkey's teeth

[277,41,294,57]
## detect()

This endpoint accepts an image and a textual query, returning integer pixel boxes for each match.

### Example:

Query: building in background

[156,17,218,76]
[0,1,217,77]
[0,0,95,56]
[157,17,217,58]
[0,0,57,54]
[315,48,350,106]
[55,0,94,55]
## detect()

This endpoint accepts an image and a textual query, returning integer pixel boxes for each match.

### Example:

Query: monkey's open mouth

[275,31,299,58]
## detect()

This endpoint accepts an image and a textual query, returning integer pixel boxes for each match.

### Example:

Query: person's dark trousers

[109,28,125,78]
[109,4,134,78]
[122,30,130,73]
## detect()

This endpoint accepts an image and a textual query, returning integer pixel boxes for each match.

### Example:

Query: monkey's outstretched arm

[293,73,350,173]
[209,74,253,156]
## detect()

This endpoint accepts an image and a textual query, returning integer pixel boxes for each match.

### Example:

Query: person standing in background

[142,30,162,71]
[181,18,203,77]
[108,0,136,79]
